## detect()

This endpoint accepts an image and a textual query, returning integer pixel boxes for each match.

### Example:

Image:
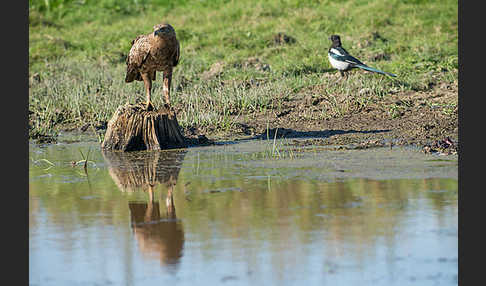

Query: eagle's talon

[145,101,154,111]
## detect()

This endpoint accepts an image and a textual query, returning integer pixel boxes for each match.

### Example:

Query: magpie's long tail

[355,64,397,77]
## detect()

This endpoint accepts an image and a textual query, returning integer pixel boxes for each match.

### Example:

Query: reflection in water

[103,150,186,270]
[102,150,185,192]
[30,141,457,285]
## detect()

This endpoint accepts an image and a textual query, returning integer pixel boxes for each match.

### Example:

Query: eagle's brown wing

[125,35,154,82]
[172,39,180,67]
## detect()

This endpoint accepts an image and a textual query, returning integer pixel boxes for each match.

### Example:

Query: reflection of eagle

[129,199,184,268]
[102,149,186,269]
[125,23,180,110]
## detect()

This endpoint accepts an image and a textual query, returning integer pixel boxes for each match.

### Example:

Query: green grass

[29,0,458,140]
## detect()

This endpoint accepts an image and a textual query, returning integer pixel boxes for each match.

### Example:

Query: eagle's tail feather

[355,64,397,77]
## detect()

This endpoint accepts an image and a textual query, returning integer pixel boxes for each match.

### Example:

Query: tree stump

[101,103,186,151]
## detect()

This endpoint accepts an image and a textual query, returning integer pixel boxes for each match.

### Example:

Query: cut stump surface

[101,103,186,151]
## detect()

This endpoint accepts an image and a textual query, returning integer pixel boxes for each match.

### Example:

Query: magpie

[328,34,397,78]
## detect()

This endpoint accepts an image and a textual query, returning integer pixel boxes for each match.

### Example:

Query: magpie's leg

[335,70,345,83]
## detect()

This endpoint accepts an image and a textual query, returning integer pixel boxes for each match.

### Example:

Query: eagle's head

[154,23,175,37]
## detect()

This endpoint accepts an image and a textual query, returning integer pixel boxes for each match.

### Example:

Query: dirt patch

[201,61,225,80]
[272,32,296,45]
[233,57,271,72]
[180,80,458,152]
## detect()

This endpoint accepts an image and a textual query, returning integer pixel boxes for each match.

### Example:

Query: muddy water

[29,135,458,285]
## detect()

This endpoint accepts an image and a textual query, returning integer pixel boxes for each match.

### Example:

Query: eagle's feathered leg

[141,72,154,111]
[163,68,173,106]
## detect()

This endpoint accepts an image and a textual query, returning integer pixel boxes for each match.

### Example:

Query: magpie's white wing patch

[328,52,351,71]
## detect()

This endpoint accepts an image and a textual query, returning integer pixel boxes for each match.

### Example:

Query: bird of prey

[125,23,180,110]
[328,34,396,78]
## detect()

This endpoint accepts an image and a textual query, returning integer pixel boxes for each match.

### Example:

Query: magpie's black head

[329,35,342,47]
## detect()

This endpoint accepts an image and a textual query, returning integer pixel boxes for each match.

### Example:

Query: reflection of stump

[102,149,186,192]
[101,103,185,151]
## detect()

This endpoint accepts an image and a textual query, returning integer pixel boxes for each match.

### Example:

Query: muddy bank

[181,81,458,151]
[42,79,457,155]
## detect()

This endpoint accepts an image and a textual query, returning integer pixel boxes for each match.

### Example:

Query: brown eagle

[125,23,180,110]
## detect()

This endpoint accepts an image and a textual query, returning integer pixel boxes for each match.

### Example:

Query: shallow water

[29,135,458,285]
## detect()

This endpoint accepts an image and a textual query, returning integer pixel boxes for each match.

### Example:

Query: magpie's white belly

[328,54,351,71]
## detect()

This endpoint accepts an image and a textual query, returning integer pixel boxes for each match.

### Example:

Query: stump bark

[101,103,186,151]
